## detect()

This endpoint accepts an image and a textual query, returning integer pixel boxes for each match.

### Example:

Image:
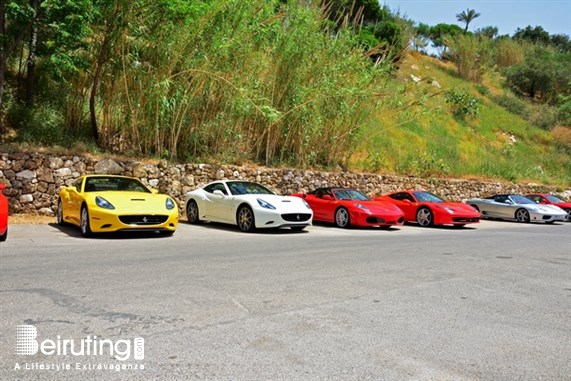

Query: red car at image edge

[525,193,571,222]
[0,184,8,241]
[374,190,480,227]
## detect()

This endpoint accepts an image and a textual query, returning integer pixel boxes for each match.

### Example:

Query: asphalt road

[0,220,570,381]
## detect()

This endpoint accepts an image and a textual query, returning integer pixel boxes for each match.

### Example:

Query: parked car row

[1,174,568,240]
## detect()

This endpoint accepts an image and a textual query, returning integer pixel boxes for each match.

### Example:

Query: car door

[202,183,231,223]
[388,192,416,221]
[491,195,514,218]
[65,177,85,224]
[312,189,335,222]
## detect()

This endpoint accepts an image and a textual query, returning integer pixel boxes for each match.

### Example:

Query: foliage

[513,25,551,45]
[492,92,529,119]
[444,33,489,81]
[444,89,481,117]
[504,47,571,103]
[475,84,490,96]
[475,26,498,40]
[494,37,525,68]
[89,0,390,167]
[456,8,480,33]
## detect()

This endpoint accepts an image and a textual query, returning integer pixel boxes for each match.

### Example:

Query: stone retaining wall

[0,152,565,216]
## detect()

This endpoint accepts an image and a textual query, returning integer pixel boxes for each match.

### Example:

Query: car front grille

[119,215,169,225]
[453,217,480,223]
[281,213,312,222]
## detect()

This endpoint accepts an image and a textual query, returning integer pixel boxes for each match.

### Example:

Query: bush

[444,89,481,117]
[475,84,490,96]
[551,126,571,151]
[494,38,524,68]
[528,104,559,130]
[492,92,529,119]
[8,102,66,145]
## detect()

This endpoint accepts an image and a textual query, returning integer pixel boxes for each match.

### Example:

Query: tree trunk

[89,60,103,142]
[25,0,39,107]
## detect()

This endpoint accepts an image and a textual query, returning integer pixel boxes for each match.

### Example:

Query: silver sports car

[466,194,566,223]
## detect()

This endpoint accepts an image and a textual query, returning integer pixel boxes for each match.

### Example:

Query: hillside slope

[354,52,570,187]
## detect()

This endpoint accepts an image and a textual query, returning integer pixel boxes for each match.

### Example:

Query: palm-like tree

[456,8,481,33]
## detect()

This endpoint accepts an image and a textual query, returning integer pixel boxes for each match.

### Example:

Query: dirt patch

[8,214,54,225]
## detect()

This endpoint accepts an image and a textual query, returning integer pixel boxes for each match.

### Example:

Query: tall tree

[456,8,480,33]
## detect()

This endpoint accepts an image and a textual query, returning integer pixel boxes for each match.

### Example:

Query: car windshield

[546,195,564,203]
[333,189,369,201]
[227,181,274,195]
[413,192,444,203]
[510,195,535,204]
[84,177,150,193]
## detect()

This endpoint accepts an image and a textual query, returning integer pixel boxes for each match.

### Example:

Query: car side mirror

[403,199,412,203]
[505,200,513,204]
[151,189,159,194]
[322,195,334,201]
[0,184,5,191]
[67,186,78,193]
[213,190,225,197]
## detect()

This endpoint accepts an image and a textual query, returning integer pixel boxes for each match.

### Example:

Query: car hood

[528,204,566,215]
[435,202,480,215]
[238,194,312,213]
[345,200,403,215]
[87,191,175,213]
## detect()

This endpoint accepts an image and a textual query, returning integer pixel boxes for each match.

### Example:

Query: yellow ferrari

[57,175,178,237]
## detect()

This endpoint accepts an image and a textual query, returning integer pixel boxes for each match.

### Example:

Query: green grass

[354,53,571,187]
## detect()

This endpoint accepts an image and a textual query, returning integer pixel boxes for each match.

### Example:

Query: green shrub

[8,102,68,146]
[528,104,559,130]
[444,89,481,117]
[492,92,529,119]
[475,84,490,96]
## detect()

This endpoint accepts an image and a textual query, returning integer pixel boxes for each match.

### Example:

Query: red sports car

[374,190,480,227]
[0,184,8,241]
[292,187,404,228]
[526,193,571,222]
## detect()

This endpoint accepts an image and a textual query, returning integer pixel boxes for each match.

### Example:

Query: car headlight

[166,198,176,210]
[257,198,276,210]
[436,205,454,214]
[355,203,370,212]
[95,196,115,210]
[302,199,311,210]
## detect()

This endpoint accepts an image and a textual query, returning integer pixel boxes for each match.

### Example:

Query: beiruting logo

[16,325,144,361]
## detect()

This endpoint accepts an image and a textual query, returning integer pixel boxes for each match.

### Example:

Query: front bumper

[434,214,480,225]
[89,208,179,233]
[350,211,405,227]
[530,211,566,223]
[254,209,313,229]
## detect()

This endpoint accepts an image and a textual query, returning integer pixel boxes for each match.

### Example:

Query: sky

[382,0,571,37]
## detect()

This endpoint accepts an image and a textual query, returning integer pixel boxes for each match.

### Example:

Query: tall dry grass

[78,0,390,167]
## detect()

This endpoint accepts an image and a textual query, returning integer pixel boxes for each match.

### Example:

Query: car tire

[57,199,65,225]
[80,205,93,237]
[0,228,7,242]
[335,207,350,228]
[186,200,201,224]
[515,208,530,223]
[237,205,256,232]
[416,207,434,227]
[470,204,480,213]
[564,209,571,222]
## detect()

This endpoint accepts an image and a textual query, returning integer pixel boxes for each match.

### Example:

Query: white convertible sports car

[185,180,313,232]
[466,194,566,223]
